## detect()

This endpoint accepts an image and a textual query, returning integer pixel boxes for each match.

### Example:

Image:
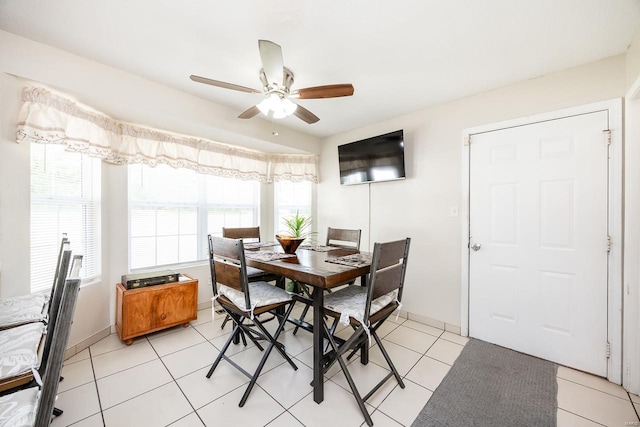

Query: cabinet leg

[183,323,190,328]
[125,339,133,346]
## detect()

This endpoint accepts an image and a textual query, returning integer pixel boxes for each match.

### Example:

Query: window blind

[30,143,101,292]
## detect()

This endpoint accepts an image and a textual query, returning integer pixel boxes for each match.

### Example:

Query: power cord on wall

[368,182,372,251]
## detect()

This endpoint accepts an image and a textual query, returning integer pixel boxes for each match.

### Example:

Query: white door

[469,111,609,376]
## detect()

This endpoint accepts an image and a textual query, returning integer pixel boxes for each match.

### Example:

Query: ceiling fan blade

[190,75,261,94]
[290,84,354,99]
[238,105,261,119]
[293,103,320,124]
[258,40,284,85]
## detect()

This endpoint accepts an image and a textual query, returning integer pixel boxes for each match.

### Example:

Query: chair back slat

[213,260,243,292]
[326,227,361,250]
[371,264,405,300]
[376,239,410,269]
[222,227,261,242]
[208,235,251,309]
[365,238,411,321]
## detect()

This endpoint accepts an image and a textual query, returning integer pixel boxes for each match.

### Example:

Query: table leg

[312,286,324,403]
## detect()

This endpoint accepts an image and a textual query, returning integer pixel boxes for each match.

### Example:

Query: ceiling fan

[190,40,354,124]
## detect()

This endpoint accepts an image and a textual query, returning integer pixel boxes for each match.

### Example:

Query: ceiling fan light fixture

[257,94,297,118]
[256,97,271,115]
[190,40,353,124]
[282,98,297,115]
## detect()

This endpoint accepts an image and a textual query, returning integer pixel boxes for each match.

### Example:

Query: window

[128,164,259,269]
[274,180,312,234]
[30,144,101,292]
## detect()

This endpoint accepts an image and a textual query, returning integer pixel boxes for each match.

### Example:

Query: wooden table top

[244,246,370,289]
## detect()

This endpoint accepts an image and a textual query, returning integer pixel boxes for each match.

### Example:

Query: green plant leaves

[280,210,317,239]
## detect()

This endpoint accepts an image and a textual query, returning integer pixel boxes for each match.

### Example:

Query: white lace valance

[269,154,319,183]
[16,87,317,183]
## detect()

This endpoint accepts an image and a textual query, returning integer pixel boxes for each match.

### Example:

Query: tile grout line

[557,408,607,426]
[88,346,107,427]
[628,391,640,422]
[151,339,208,427]
[557,376,637,402]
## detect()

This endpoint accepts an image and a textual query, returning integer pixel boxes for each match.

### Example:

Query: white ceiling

[1,0,639,139]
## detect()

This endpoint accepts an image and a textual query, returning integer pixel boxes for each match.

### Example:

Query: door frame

[623,78,640,394]
[460,99,623,384]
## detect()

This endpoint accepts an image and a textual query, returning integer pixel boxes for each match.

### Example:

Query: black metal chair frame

[320,238,410,427]
[206,235,297,407]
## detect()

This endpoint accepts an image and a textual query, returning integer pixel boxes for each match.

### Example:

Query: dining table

[243,242,371,404]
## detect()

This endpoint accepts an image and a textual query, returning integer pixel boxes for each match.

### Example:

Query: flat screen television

[338,130,406,185]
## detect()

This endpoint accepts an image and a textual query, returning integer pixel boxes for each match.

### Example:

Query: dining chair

[326,227,361,250]
[206,235,298,407]
[292,227,362,335]
[0,259,83,427]
[220,227,282,330]
[321,238,411,426]
[221,226,282,284]
[0,235,69,330]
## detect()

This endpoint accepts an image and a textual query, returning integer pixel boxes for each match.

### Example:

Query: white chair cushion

[0,322,45,381]
[0,387,39,427]
[0,294,48,329]
[324,285,398,328]
[218,282,291,313]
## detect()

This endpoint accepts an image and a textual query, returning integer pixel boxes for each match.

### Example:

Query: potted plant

[276,210,316,254]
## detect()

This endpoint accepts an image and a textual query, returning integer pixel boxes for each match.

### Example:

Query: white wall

[318,54,628,327]
[0,31,320,349]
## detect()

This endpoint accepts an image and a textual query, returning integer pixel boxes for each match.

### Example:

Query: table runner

[244,241,279,249]
[244,251,296,261]
[325,253,372,267]
[299,244,341,252]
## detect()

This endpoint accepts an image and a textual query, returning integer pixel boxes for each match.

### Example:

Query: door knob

[471,243,482,251]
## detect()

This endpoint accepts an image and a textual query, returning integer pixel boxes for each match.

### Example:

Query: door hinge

[607,235,612,252]
[464,135,471,146]
[606,341,611,358]
[603,129,611,145]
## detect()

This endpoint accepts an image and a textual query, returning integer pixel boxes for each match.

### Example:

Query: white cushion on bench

[0,322,45,381]
[0,386,39,427]
[0,294,48,329]
[218,282,291,312]
[324,285,397,328]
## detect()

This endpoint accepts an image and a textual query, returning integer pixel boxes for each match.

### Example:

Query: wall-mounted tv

[338,130,406,185]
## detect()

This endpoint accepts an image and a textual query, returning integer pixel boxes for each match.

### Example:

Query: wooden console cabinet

[115,274,198,345]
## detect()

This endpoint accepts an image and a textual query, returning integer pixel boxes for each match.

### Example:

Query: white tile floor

[51,305,639,427]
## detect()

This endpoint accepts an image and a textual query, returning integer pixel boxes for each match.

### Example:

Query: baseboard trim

[63,326,111,360]
[407,312,461,335]
[198,300,212,311]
